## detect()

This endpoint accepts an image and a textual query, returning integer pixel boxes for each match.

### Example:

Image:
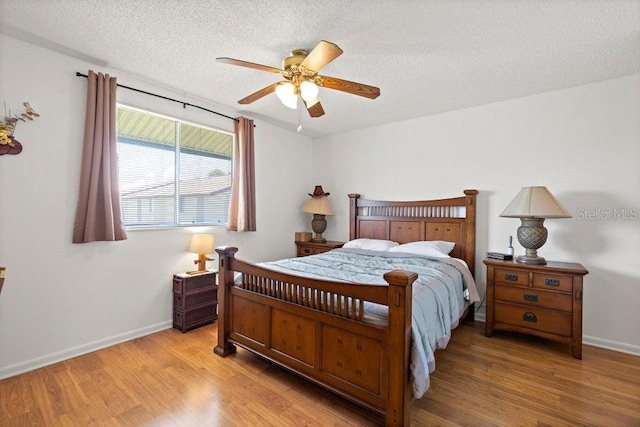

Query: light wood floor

[1,322,639,426]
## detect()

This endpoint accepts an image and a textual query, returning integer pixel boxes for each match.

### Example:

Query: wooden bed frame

[214,189,478,426]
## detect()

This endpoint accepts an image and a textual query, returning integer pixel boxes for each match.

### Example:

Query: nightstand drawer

[494,302,572,337]
[494,284,573,312]
[173,273,216,293]
[296,241,344,257]
[174,287,217,311]
[298,246,326,256]
[173,303,217,332]
[532,273,573,292]
[494,268,529,286]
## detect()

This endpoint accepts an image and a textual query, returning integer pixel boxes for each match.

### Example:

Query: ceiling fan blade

[238,83,279,104]
[300,40,343,72]
[320,76,380,99]
[216,57,282,74]
[304,100,325,118]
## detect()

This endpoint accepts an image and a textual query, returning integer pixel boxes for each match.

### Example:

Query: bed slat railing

[214,250,394,326]
[358,197,467,219]
[361,203,468,218]
[239,272,369,321]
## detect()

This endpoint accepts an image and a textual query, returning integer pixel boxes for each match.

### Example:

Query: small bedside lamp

[188,234,215,274]
[500,186,571,265]
[301,186,334,243]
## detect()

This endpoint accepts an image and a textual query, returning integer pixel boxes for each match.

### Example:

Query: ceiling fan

[217,40,380,118]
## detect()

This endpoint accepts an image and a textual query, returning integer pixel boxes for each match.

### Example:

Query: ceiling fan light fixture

[276,82,298,110]
[281,94,298,109]
[275,82,298,109]
[300,80,319,102]
[275,81,294,100]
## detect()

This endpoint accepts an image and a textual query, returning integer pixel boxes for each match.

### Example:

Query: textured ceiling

[1,1,639,138]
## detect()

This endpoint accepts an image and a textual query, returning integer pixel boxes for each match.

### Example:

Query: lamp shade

[188,234,215,254]
[301,196,334,216]
[500,186,571,218]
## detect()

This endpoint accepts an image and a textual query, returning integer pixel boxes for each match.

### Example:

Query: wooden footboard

[214,246,418,426]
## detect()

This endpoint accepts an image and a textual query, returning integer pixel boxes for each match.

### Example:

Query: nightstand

[484,258,588,359]
[295,240,344,257]
[172,271,218,332]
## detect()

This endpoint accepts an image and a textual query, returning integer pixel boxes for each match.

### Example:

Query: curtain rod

[75,71,243,124]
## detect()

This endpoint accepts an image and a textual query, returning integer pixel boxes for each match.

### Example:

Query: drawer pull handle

[504,273,518,281]
[544,278,560,286]
[523,294,538,302]
[523,312,537,323]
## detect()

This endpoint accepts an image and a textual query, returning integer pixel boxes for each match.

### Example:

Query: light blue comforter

[261,248,480,398]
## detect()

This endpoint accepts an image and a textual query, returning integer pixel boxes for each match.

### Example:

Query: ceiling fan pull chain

[296,97,303,132]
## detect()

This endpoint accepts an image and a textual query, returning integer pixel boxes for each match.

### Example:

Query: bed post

[384,270,418,427]
[348,193,360,241]
[463,189,478,323]
[214,246,238,357]
[463,189,478,277]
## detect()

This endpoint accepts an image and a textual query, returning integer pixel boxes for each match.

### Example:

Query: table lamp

[188,234,215,274]
[500,186,571,265]
[301,186,334,243]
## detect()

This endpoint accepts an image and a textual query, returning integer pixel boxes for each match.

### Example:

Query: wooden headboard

[348,190,478,276]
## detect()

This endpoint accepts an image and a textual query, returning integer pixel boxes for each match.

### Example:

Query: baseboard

[583,335,640,357]
[0,320,173,380]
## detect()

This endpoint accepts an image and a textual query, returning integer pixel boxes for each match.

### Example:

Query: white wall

[0,34,313,378]
[314,74,640,355]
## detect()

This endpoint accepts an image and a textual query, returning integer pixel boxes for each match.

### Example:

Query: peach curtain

[227,116,256,231]
[72,70,127,243]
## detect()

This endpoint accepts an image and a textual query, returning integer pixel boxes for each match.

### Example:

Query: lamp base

[310,214,327,243]
[187,254,213,274]
[515,218,548,265]
[516,254,547,265]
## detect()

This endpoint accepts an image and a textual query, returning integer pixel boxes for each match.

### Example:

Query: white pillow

[387,240,455,258]
[342,238,399,251]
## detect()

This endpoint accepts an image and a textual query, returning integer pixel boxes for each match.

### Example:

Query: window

[116,105,233,227]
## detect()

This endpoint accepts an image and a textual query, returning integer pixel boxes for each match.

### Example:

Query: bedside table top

[483,258,588,275]
[174,270,218,279]
[295,240,345,248]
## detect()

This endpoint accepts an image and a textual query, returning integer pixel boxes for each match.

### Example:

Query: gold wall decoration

[0,102,40,156]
